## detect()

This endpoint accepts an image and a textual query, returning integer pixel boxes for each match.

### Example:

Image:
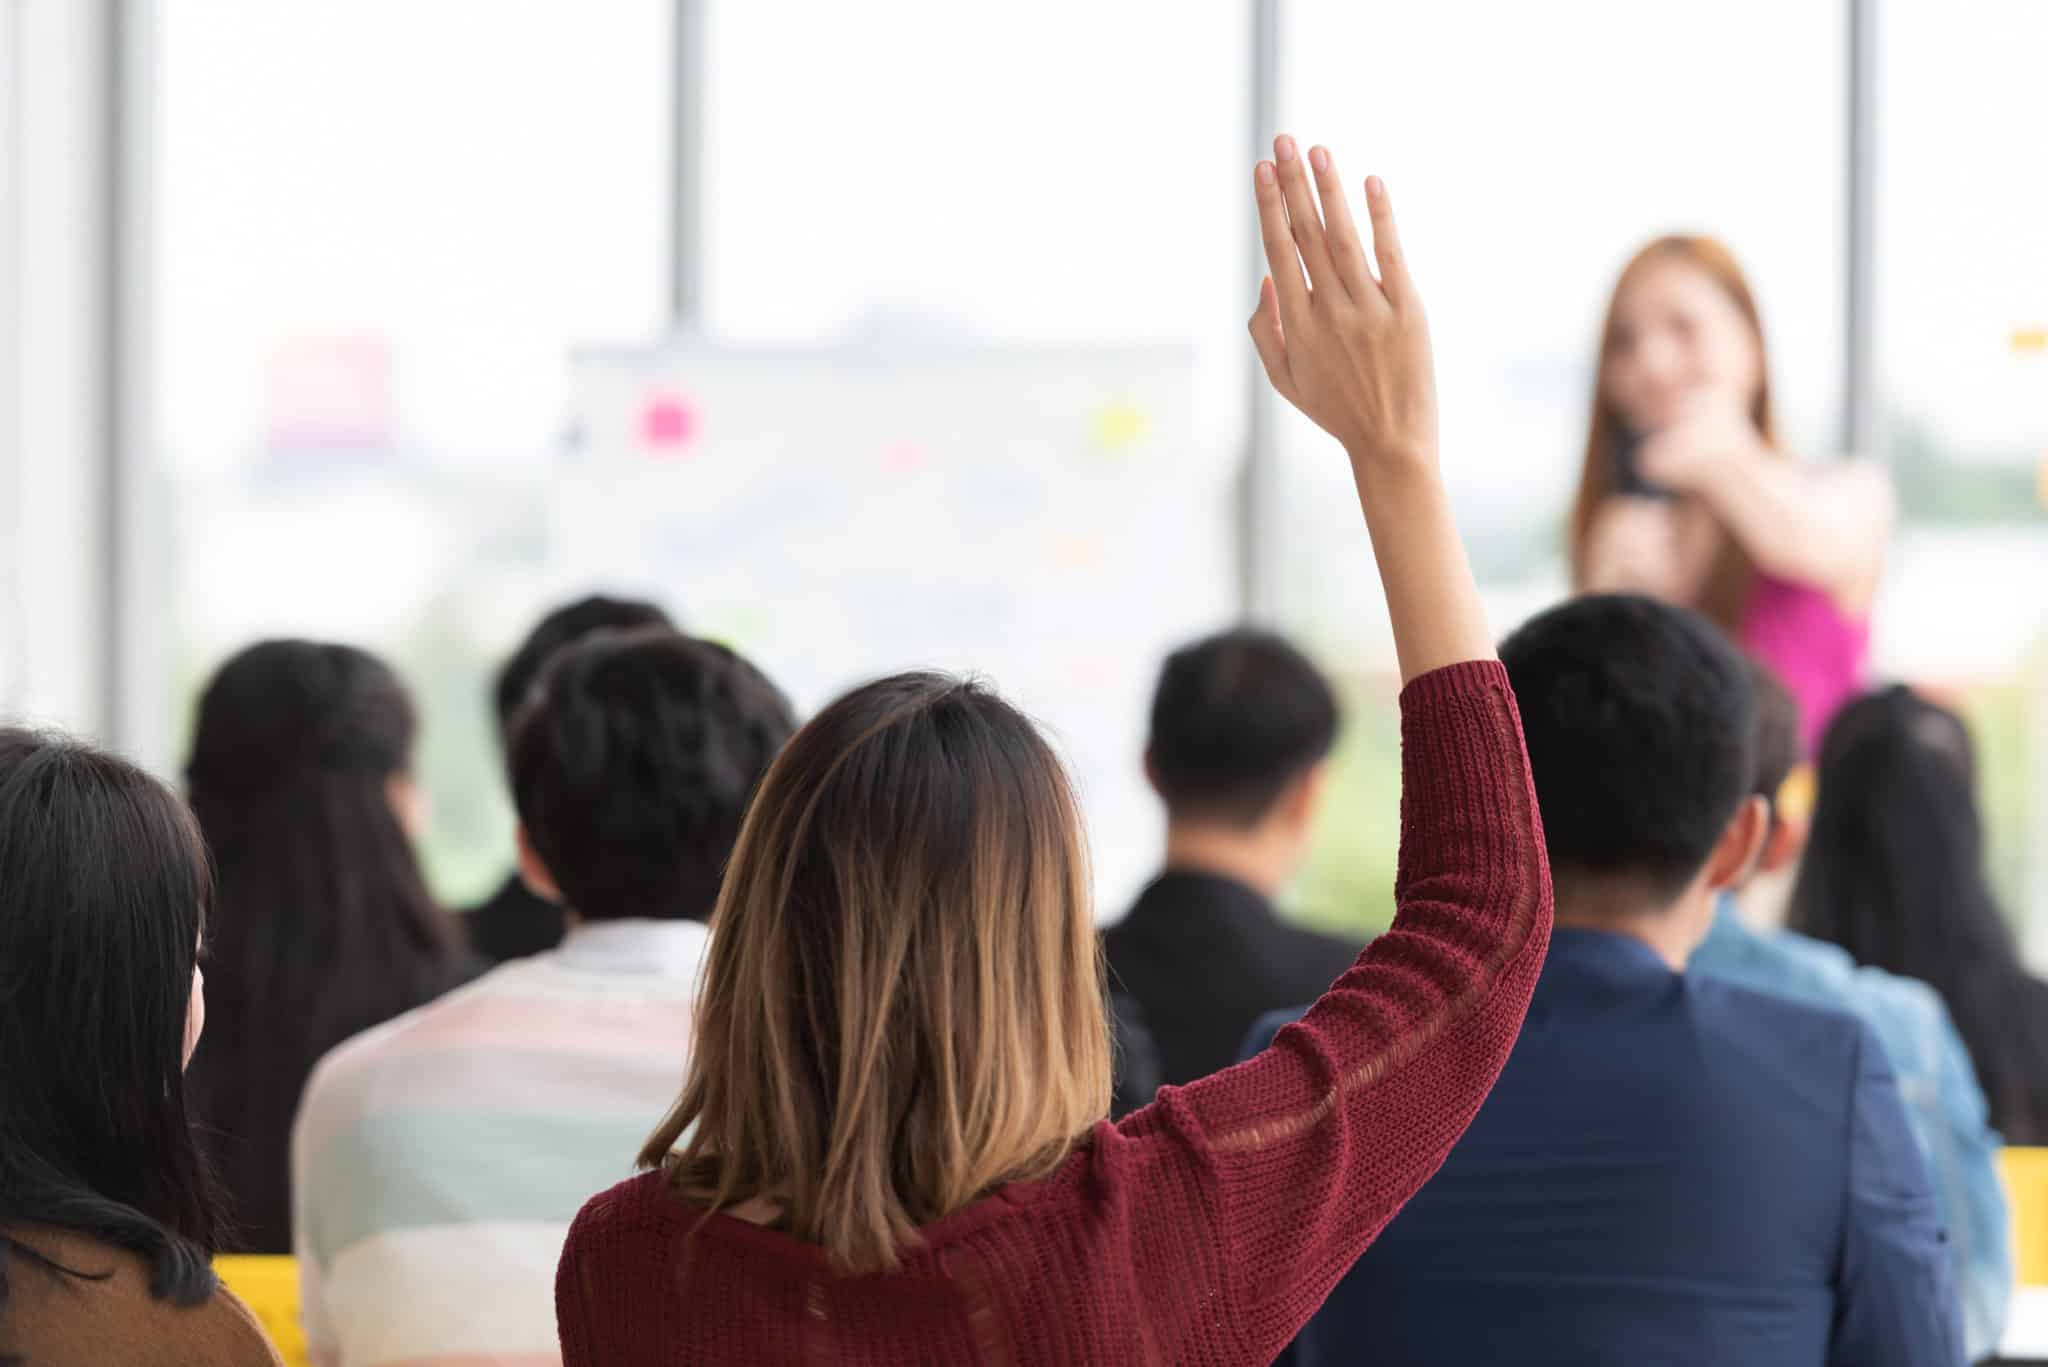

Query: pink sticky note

[883,441,926,473]
[641,394,699,454]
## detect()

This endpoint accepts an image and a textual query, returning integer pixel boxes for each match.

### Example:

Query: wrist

[1344,439,1440,488]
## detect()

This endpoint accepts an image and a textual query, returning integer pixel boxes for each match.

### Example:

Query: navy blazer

[1246,929,1964,1367]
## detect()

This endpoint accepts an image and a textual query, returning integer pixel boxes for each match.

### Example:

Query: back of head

[494,594,674,737]
[1500,594,1756,901]
[1148,628,1339,827]
[182,641,459,1187]
[0,729,220,1308]
[645,672,1110,1273]
[1790,687,2012,978]
[508,628,796,922]
[1789,687,2048,1137]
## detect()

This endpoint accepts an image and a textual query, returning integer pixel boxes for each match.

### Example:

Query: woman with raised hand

[183,640,478,1253]
[0,731,282,1366]
[1569,237,1894,754]
[554,137,1553,1366]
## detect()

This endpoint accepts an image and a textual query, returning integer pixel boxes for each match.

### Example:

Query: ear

[1703,795,1771,893]
[515,826,565,904]
[385,773,428,840]
[1143,749,1163,799]
[1284,760,1331,827]
[1758,813,1806,876]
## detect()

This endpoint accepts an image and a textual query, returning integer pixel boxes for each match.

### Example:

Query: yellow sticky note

[2014,326,2048,354]
[1091,402,1150,453]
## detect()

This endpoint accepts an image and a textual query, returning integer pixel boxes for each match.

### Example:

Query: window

[1275,4,1846,934]
[1873,1,2048,940]
[146,3,1246,910]
[151,1,672,899]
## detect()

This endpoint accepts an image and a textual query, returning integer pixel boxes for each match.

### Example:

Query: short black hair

[1499,594,1756,896]
[494,594,674,734]
[1748,661,1801,826]
[1147,628,1339,827]
[509,628,796,923]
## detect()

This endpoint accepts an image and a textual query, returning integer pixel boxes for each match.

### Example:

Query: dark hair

[1500,594,1756,896]
[1748,662,1802,826]
[0,730,223,1315]
[182,640,467,1251]
[509,629,796,923]
[1789,687,2048,1143]
[1147,629,1339,826]
[494,595,674,735]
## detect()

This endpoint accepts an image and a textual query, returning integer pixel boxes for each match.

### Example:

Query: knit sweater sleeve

[1106,659,1551,1363]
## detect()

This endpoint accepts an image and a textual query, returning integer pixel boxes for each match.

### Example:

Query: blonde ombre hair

[640,672,1112,1274]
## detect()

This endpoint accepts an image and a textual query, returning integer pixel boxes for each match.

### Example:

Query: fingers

[1308,145,1373,301]
[1254,162,1311,325]
[1364,176,1414,303]
[1273,136,1341,301]
[1248,276,1295,401]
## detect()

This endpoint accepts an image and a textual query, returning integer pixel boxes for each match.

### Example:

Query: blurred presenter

[1569,236,1892,753]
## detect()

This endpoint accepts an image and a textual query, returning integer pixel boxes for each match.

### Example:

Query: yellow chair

[214,1255,310,1367]
[2001,1146,2048,1286]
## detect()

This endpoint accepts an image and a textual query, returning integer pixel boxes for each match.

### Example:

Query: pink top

[1739,573,1871,756]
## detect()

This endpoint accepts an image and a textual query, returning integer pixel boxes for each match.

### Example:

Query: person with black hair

[183,640,478,1255]
[293,627,794,1367]
[464,594,676,962]
[1690,667,2009,1357]
[1103,627,1360,1091]
[1250,595,1961,1366]
[1792,686,2048,1149]
[0,729,282,1365]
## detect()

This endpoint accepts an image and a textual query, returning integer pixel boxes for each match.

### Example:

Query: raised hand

[1249,136,1437,473]
[1637,390,1767,498]
[1248,137,1489,682]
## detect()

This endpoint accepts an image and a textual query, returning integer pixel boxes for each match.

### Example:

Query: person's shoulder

[565,1170,676,1253]
[0,1231,283,1367]
[1240,1004,1311,1060]
[1688,974,1869,1067]
[1276,918,1365,964]
[303,958,528,1096]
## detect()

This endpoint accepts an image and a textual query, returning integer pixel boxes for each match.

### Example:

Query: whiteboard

[561,338,1239,914]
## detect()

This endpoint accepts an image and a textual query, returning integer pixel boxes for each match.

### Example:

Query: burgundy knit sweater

[556,660,1552,1366]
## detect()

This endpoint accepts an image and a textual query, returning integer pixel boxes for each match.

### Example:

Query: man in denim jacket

[1691,665,2010,1360]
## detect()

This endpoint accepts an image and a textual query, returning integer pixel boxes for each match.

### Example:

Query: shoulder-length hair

[0,729,223,1310]
[1567,234,1784,631]
[183,639,466,1248]
[642,672,1111,1273]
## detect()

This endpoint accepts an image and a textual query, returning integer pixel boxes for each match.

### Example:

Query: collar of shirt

[551,917,713,980]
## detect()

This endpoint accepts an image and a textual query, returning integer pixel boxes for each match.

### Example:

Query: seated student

[0,730,282,1366]
[293,628,795,1367]
[1793,686,2048,1148]
[1103,628,1361,1089]
[465,593,676,962]
[1249,595,1962,1366]
[1691,665,2009,1359]
[183,640,480,1254]
[552,140,1554,1365]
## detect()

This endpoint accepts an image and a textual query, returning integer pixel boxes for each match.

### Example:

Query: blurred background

[2,1,2043,939]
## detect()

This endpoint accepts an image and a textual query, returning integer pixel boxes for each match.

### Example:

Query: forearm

[1140,660,1551,1358]
[1699,455,1881,597]
[1351,453,1494,681]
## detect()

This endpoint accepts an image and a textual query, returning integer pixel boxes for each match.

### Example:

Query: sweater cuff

[1397,658,1510,713]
